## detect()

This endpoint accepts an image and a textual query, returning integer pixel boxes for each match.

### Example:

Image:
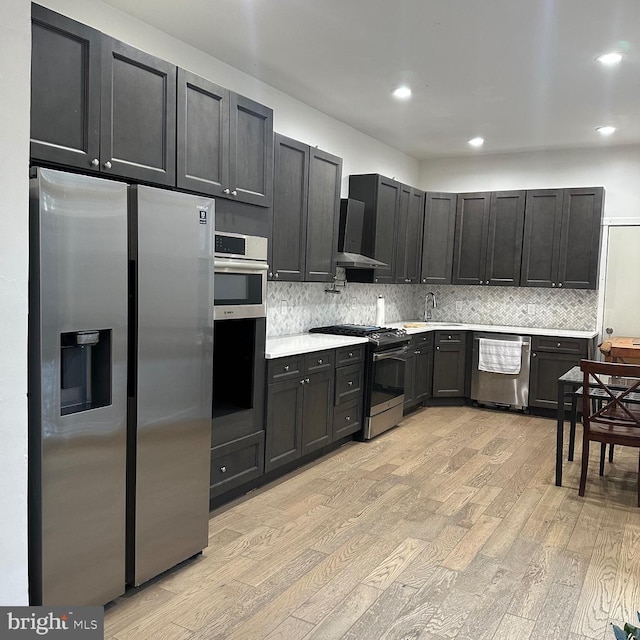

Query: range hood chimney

[336,199,388,269]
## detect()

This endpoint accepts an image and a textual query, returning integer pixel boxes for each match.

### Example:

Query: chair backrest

[580,359,640,428]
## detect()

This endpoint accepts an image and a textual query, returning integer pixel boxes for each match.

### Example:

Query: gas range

[309,324,409,349]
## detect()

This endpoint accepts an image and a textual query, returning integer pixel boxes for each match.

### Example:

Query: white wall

[0,0,31,605]
[419,144,640,221]
[38,0,420,193]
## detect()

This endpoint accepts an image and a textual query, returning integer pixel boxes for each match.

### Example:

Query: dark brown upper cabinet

[30,4,101,171]
[101,38,176,186]
[421,192,457,285]
[521,187,603,289]
[348,174,401,284]
[176,70,229,197]
[271,134,342,282]
[177,70,273,207]
[31,5,176,186]
[395,186,425,284]
[453,191,525,286]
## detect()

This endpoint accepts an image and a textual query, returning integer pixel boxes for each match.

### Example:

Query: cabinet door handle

[223,188,230,195]
[436,346,440,350]
[231,190,238,196]
[532,352,537,357]
[220,466,227,473]
[422,278,426,283]
[485,280,489,285]
[268,271,273,277]
[275,273,280,278]
[90,158,99,167]
[305,378,310,383]
[558,282,563,287]
[103,161,112,169]
[415,350,420,354]
[551,282,556,287]
[300,379,305,385]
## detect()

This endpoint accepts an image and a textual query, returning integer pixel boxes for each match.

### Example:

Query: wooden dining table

[599,336,640,363]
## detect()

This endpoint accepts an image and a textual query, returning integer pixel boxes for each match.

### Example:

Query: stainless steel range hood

[336,251,388,269]
[337,198,388,269]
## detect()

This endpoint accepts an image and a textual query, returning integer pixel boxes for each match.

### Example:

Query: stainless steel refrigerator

[29,168,214,605]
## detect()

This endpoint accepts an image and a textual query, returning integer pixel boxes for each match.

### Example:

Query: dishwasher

[470,333,531,410]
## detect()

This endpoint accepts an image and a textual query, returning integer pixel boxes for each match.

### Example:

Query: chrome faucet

[424,291,437,322]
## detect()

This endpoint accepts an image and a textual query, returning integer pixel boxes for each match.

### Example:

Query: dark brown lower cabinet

[432,332,467,398]
[210,431,265,499]
[265,369,334,472]
[404,333,434,411]
[529,336,590,410]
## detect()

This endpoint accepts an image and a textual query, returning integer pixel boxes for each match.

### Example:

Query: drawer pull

[318,359,323,364]
[557,343,561,348]
[220,466,227,473]
[448,335,452,340]
[348,381,353,386]
[345,416,351,422]
[284,365,290,371]
[348,352,353,357]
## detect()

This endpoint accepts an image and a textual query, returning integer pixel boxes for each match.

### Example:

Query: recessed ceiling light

[392,86,412,100]
[596,52,623,65]
[596,126,616,136]
[468,137,484,147]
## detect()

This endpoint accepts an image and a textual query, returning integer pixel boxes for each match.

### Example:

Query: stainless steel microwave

[214,232,268,319]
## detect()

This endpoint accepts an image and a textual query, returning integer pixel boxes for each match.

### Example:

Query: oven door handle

[214,258,269,272]
[372,346,410,361]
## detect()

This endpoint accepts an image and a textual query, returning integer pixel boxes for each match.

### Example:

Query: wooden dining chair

[578,359,640,506]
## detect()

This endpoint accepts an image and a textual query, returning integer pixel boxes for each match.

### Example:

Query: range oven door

[369,345,409,416]
[214,258,267,319]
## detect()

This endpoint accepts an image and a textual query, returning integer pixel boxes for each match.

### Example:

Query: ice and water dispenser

[60,329,112,415]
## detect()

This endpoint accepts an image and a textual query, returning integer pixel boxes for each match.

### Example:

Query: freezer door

[129,185,214,586]
[30,168,128,605]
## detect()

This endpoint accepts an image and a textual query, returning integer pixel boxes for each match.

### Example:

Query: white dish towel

[478,338,522,375]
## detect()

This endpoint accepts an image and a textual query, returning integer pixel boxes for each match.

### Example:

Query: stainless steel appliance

[29,169,128,605]
[309,324,410,439]
[128,186,214,587]
[214,232,268,320]
[470,332,531,410]
[29,169,214,605]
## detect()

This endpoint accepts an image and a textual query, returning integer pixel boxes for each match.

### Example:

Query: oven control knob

[371,333,379,340]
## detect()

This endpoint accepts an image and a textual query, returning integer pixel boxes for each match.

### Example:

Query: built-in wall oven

[309,325,410,440]
[212,232,268,459]
[214,232,268,320]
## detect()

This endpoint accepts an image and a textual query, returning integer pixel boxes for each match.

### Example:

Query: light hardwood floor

[105,406,640,640]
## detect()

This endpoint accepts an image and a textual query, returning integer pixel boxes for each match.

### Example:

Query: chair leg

[579,433,589,497]
[637,451,640,508]
[609,443,615,463]
[568,394,577,461]
[599,443,607,476]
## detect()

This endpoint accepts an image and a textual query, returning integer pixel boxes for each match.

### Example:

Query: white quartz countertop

[265,323,598,359]
[265,333,369,359]
[386,321,599,339]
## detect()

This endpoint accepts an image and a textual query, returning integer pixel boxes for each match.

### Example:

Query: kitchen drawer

[335,344,366,366]
[333,400,362,440]
[435,331,465,345]
[335,363,364,405]
[532,336,588,355]
[210,431,264,498]
[304,350,334,374]
[267,355,303,383]
[411,332,434,348]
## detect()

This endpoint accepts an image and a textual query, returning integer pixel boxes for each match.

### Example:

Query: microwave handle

[214,258,269,272]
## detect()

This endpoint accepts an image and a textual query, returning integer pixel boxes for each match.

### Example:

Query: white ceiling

[102,0,640,160]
